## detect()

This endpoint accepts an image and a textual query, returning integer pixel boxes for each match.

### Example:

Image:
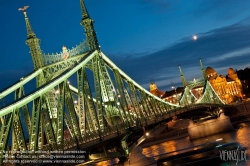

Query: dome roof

[205,67,217,76]
[228,68,235,75]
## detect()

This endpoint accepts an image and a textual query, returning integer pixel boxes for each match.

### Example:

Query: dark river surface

[142,122,250,166]
[91,121,250,166]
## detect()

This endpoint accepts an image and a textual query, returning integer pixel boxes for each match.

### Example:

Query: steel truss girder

[42,53,89,81]
[0,113,13,163]
[56,81,65,149]
[65,83,82,141]
[0,51,96,117]
[0,69,42,100]
[197,81,225,104]
[127,81,146,122]
[29,97,42,151]
[64,112,74,138]
[187,81,205,89]
[14,86,31,137]
[179,87,194,106]
[149,96,162,116]
[138,90,151,119]
[41,97,56,148]
[101,52,177,107]
[113,69,133,124]
[82,68,99,131]
[179,81,205,106]
[99,56,115,102]
[12,109,27,151]
[77,68,86,135]
[99,58,123,125]
[145,96,157,118]
[92,54,104,129]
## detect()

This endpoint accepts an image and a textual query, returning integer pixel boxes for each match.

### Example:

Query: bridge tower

[178,65,188,87]
[80,0,99,51]
[19,6,44,70]
[199,59,206,80]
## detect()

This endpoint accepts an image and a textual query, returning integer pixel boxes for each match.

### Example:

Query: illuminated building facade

[149,61,248,104]
[161,87,184,104]
[205,67,244,104]
[149,83,165,98]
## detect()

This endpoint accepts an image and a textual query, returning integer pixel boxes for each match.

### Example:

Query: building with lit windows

[205,67,243,103]
[149,83,165,98]
[149,54,250,104]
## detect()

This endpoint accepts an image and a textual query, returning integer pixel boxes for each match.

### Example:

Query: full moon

[193,35,198,40]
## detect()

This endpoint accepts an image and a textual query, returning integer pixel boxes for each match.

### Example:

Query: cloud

[207,47,250,63]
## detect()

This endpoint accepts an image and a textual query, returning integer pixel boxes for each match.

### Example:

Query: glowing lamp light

[146,132,149,136]
[216,138,223,141]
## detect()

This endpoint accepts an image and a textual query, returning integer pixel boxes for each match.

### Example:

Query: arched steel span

[0,50,180,159]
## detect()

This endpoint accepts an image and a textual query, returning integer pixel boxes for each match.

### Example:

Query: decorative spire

[18,6,36,39]
[80,0,89,19]
[178,65,187,87]
[19,6,44,69]
[199,59,206,80]
[80,0,99,51]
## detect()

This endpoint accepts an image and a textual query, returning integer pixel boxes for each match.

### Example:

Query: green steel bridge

[0,1,226,164]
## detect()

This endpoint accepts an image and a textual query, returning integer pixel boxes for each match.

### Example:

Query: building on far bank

[149,65,249,105]
[149,82,165,98]
[205,67,244,104]
[161,87,184,104]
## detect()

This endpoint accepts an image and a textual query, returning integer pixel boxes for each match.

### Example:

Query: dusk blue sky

[1,0,250,92]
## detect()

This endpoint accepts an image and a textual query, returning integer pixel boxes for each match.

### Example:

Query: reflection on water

[142,122,250,165]
[90,122,250,166]
[236,123,250,157]
[89,158,119,166]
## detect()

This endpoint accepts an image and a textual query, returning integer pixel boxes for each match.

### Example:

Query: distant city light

[193,35,198,40]
[216,138,223,141]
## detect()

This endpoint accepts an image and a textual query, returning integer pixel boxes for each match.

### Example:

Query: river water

[142,122,250,166]
[90,122,250,166]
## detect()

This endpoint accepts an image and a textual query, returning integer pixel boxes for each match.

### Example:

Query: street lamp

[171,82,178,104]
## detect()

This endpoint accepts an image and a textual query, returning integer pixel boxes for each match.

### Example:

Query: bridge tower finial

[19,6,44,70]
[178,65,188,87]
[80,0,99,51]
[199,59,206,80]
